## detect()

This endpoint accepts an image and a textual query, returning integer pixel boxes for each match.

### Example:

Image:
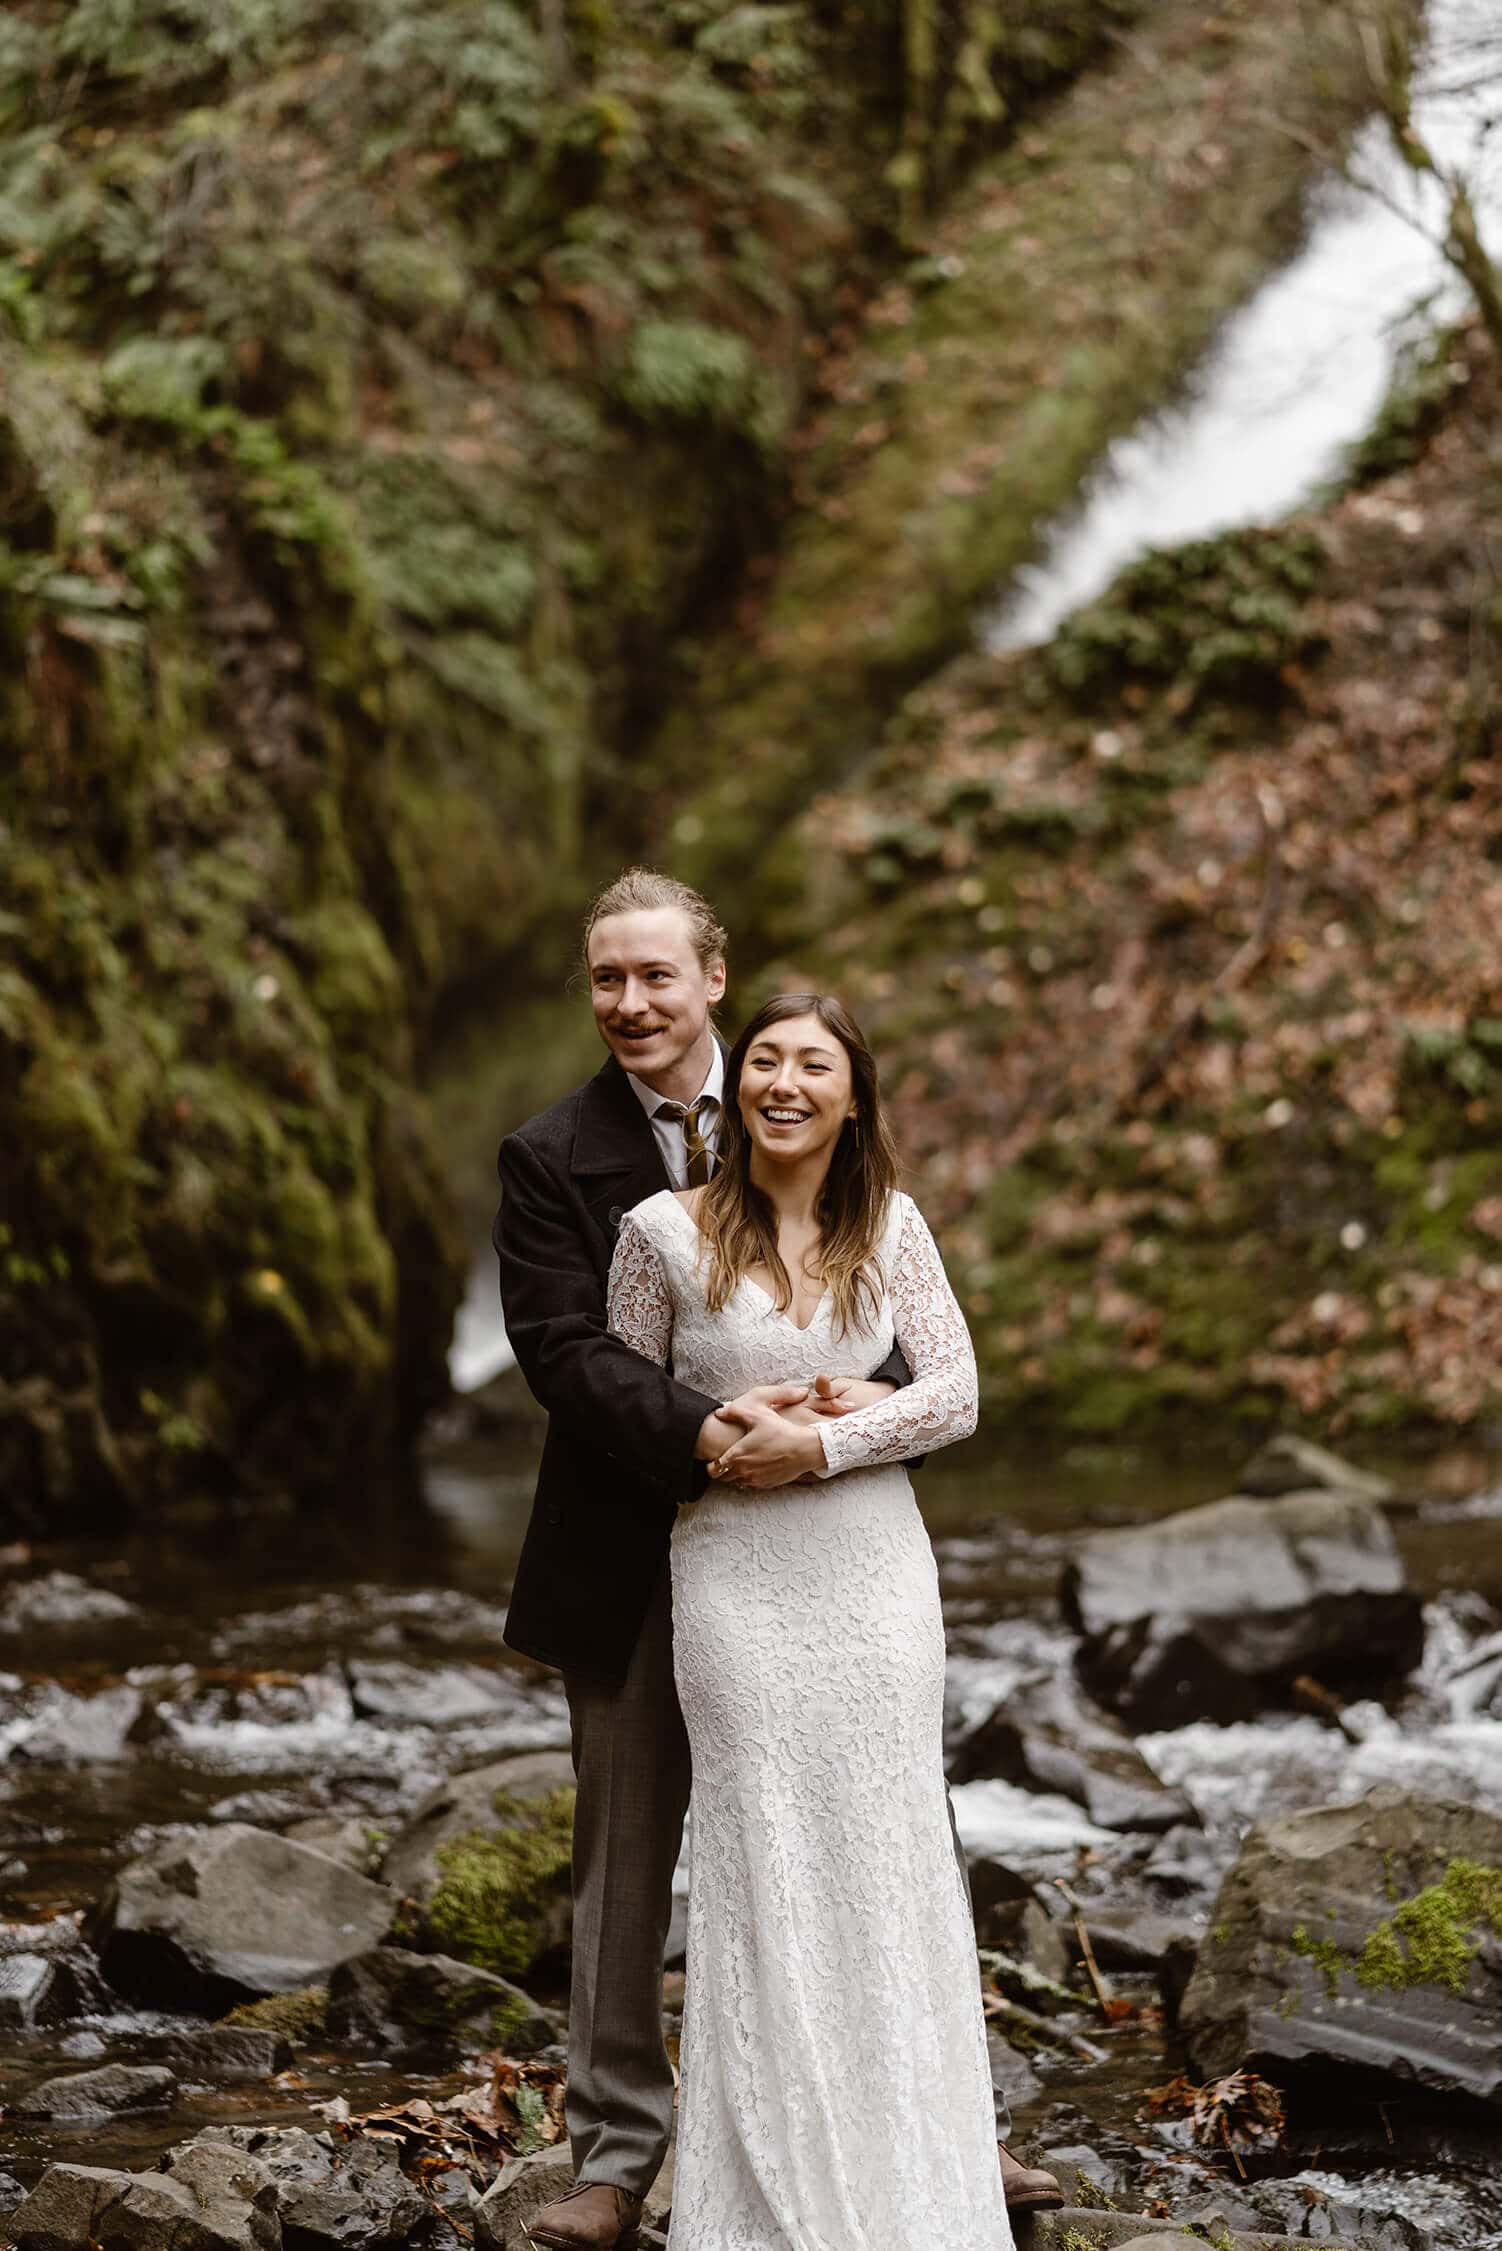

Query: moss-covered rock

[426,1788,577,1980]
[218,1984,329,2043]
[1180,1786,1502,2112]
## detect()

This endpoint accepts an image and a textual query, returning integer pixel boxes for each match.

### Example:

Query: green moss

[427,1787,576,1978]
[1061,2231,1105,2251]
[1292,1862,1502,2001]
[1047,527,1325,708]
[489,1987,538,2052]
[219,1984,329,2041]
[1290,1923,1348,1997]
[1358,1860,1502,1995]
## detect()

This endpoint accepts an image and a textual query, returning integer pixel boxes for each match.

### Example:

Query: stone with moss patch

[1181,1786,1502,2112]
[218,1985,329,2043]
[426,1788,576,1979]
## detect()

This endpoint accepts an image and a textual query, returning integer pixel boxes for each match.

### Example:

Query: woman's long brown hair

[699,994,900,1336]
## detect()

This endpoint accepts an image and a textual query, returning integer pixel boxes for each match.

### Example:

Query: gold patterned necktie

[657,1096,714,1187]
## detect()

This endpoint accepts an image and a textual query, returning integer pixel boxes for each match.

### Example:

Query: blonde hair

[582,868,727,973]
[700,993,900,1338]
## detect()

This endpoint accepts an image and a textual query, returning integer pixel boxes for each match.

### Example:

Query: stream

[3,1429,1501,2241]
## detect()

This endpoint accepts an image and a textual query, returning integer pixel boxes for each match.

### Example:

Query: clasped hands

[695,1375,894,1491]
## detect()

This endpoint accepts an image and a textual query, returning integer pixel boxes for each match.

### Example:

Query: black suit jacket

[495,1050,911,1683]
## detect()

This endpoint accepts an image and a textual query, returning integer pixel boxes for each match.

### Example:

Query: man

[495,868,1060,2251]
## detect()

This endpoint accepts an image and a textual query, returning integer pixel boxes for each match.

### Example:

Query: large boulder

[137,2024,293,2081]
[380,1750,575,1902]
[381,1751,575,1977]
[948,1674,1195,1831]
[1061,1490,1423,1728]
[14,2063,175,2118]
[1179,1784,1502,2110]
[9,2160,277,2251]
[326,1945,559,2055]
[90,1823,395,2012]
[165,2125,427,2248]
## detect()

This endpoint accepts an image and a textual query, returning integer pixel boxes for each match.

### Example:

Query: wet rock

[0,1952,64,2028]
[1140,1824,1222,1897]
[1033,2144,1126,2207]
[348,1659,512,1725]
[1179,1783,1502,2110]
[0,2171,26,2212]
[380,1749,576,1902]
[16,2062,176,2117]
[285,1812,387,1873]
[949,1675,1194,1831]
[474,2144,674,2250]
[0,1570,137,1629]
[17,1683,147,1762]
[326,1945,558,2054]
[0,1911,88,1958]
[137,2023,292,2080]
[1062,1491,1423,1729]
[1238,1434,1395,1502]
[988,2025,1043,2110]
[1079,1907,1197,1974]
[1254,2175,1436,2248]
[1019,2220,1360,2251]
[91,1822,395,2012]
[170,2124,427,2247]
[967,1853,1037,1947]
[10,2160,275,2251]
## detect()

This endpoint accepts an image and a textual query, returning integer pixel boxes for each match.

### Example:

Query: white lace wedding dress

[608,1189,1013,2251]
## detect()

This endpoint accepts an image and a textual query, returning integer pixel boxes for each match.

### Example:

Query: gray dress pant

[562,1560,1009,2200]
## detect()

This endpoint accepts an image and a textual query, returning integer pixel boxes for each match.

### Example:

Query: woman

[606,994,1013,2251]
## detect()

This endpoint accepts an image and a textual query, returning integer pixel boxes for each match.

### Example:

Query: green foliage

[1341,327,1473,488]
[1049,529,1325,706]
[102,335,228,423]
[614,317,758,431]
[427,1788,576,1978]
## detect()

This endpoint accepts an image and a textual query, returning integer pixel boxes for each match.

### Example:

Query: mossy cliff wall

[0,0,1139,1522]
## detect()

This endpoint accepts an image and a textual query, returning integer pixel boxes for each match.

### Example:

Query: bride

[606,993,1014,2251]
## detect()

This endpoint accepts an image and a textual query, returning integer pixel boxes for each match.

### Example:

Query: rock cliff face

[0,0,1142,1521]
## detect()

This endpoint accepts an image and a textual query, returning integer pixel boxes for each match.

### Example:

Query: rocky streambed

[2,1430,1500,2249]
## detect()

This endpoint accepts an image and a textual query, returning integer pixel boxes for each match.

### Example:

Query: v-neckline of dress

[665,1194,829,1335]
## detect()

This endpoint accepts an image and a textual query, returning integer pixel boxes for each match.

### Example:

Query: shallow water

[3,1429,1500,2240]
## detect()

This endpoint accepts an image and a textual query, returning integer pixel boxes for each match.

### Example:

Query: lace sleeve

[607,1211,674,1370]
[815,1197,978,1477]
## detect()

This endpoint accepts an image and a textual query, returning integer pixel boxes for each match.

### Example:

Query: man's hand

[803,1373,896,1416]
[695,1383,808,1462]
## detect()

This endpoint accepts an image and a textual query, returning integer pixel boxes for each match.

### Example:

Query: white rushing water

[449,1246,514,1392]
[985,0,1502,652]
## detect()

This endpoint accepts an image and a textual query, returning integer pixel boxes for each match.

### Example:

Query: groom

[495,868,1059,2251]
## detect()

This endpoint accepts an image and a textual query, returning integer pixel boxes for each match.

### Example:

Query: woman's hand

[708,1416,826,1490]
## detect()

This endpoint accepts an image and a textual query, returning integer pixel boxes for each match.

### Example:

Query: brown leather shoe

[525,2181,645,2251]
[998,2142,1065,2212]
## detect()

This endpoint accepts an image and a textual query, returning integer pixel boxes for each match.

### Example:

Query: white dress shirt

[628,1045,725,1189]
